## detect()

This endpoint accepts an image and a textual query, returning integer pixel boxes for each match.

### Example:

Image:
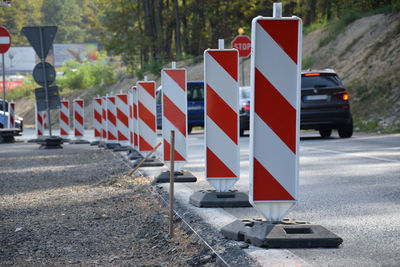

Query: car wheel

[319,128,332,138]
[338,120,353,138]
[188,126,193,134]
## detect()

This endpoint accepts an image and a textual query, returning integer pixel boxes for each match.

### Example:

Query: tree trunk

[174,0,181,57]
[182,0,189,55]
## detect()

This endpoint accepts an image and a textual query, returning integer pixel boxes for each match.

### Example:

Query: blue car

[156,81,204,134]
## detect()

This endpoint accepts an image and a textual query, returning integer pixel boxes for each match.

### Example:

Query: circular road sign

[231,35,251,58]
[0,26,11,54]
[33,62,56,86]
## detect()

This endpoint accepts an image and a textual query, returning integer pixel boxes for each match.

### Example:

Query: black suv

[239,69,353,138]
[301,69,353,138]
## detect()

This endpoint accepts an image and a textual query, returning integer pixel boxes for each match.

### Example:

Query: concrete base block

[69,139,90,145]
[90,140,100,146]
[221,219,343,248]
[104,143,119,149]
[189,190,252,208]
[131,157,164,168]
[128,150,143,160]
[154,170,197,183]
[37,136,63,149]
[113,145,130,152]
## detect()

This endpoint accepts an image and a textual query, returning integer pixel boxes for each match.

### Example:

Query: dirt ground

[0,142,216,266]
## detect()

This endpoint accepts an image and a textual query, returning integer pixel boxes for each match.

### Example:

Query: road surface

[15,129,400,266]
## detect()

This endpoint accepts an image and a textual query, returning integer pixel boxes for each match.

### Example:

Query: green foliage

[302,55,315,69]
[6,76,36,101]
[57,53,115,91]
[0,0,100,46]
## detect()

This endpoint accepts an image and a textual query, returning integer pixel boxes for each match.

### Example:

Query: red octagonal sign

[231,35,251,58]
[0,27,11,54]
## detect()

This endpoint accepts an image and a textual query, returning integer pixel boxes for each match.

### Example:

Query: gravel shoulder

[0,142,216,266]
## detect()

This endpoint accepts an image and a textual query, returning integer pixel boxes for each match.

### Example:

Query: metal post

[39,27,52,136]
[241,58,245,86]
[218,39,224,50]
[2,53,6,127]
[169,130,175,237]
[273,2,282,18]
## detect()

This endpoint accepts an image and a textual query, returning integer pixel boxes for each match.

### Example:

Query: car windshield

[240,87,250,99]
[187,83,204,101]
[301,74,343,89]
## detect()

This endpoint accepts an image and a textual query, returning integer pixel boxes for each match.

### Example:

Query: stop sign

[0,27,11,54]
[231,35,251,58]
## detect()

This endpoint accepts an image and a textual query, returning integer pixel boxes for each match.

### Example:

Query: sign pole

[241,58,245,86]
[38,27,52,136]
[2,53,6,127]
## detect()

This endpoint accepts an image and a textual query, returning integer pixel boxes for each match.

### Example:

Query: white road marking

[302,146,399,163]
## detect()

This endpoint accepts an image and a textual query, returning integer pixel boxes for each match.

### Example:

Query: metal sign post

[231,34,251,86]
[38,27,52,136]
[2,53,5,127]
[0,26,11,127]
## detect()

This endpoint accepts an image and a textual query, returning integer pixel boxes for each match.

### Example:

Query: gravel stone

[0,143,216,266]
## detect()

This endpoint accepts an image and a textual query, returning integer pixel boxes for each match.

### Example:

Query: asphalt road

[144,130,400,267]
[14,129,400,266]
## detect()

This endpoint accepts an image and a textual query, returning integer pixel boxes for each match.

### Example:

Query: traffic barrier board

[7,100,14,128]
[93,97,102,141]
[204,47,240,192]
[128,88,134,148]
[132,86,139,149]
[161,67,187,171]
[116,93,130,147]
[106,95,118,144]
[59,99,69,139]
[137,81,157,157]
[249,15,302,221]
[102,96,107,140]
[35,105,44,137]
[73,98,85,139]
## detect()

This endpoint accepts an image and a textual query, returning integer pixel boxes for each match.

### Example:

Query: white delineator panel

[132,86,139,150]
[73,98,85,139]
[204,49,240,192]
[106,95,118,144]
[35,105,43,137]
[249,16,302,221]
[137,81,157,157]
[102,96,107,141]
[128,88,134,148]
[7,101,14,128]
[60,99,70,139]
[116,93,130,147]
[93,97,102,141]
[161,68,187,171]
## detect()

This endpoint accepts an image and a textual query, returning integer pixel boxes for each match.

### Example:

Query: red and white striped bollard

[59,99,70,140]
